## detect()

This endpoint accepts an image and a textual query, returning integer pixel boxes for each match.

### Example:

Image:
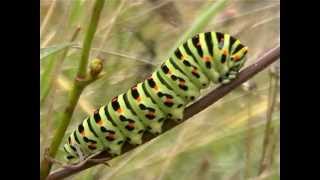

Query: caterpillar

[63,32,248,161]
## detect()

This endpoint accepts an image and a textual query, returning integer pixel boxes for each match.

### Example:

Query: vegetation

[40,0,280,179]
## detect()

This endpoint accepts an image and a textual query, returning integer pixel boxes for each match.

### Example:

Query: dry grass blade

[94,0,126,58]
[40,0,58,36]
[215,3,279,25]
[258,66,280,174]
[155,128,188,180]
[147,0,183,27]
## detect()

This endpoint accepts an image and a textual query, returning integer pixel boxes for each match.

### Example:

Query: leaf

[40,43,74,60]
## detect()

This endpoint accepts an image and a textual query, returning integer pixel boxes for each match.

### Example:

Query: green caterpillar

[63,32,248,161]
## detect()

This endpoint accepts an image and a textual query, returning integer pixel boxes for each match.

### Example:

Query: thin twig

[72,45,159,66]
[47,45,280,180]
[244,87,255,179]
[258,66,280,174]
[269,125,280,167]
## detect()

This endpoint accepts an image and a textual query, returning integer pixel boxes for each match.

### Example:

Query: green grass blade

[40,43,74,60]
[68,0,86,26]
[166,0,229,58]
[40,54,58,104]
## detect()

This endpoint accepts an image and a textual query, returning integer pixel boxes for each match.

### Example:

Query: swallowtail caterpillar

[63,32,248,161]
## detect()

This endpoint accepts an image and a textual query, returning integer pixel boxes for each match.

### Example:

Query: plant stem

[269,124,280,167]
[245,90,254,179]
[40,1,105,179]
[258,65,280,175]
[40,87,82,180]
[48,45,280,180]
[78,0,105,79]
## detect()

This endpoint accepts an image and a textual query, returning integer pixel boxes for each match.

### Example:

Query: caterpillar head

[230,44,248,73]
[220,43,248,84]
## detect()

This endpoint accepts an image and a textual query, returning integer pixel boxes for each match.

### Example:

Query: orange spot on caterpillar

[223,50,228,55]
[203,56,211,62]
[136,96,141,102]
[154,85,159,91]
[117,108,123,113]
[97,120,103,126]
[234,55,240,61]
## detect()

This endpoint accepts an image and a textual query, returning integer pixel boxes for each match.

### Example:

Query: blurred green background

[40,0,280,179]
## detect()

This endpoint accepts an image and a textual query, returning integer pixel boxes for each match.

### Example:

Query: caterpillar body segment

[172,46,210,89]
[107,94,146,145]
[126,83,166,134]
[90,107,125,155]
[145,72,186,121]
[158,59,200,102]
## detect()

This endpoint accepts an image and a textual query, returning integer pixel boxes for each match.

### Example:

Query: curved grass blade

[40,43,75,61]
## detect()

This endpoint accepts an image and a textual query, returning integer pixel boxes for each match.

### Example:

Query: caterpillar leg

[74,143,86,161]
[64,151,110,169]
[46,147,109,169]
[73,151,111,168]
[90,107,126,155]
